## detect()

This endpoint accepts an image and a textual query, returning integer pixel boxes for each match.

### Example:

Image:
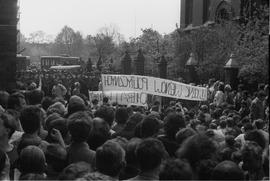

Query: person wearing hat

[224,84,234,105]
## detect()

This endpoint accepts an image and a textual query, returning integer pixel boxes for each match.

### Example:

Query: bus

[40,55,81,69]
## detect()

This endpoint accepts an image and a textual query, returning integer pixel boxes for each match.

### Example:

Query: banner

[89,91,148,107]
[101,74,208,101]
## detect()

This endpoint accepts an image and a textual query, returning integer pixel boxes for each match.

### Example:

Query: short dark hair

[136,138,166,172]
[67,111,92,143]
[197,159,218,180]
[96,140,125,177]
[20,106,41,134]
[103,97,109,103]
[67,102,86,117]
[159,158,193,180]
[245,130,266,149]
[41,96,54,111]
[19,146,46,175]
[115,107,129,124]
[92,99,99,105]
[94,106,115,126]
[58,162,93,180]
[141,115,160,138]
[7,92,25,110]
[27,90,44,105]
[211,161,244,180]
[254,119,265,129]
[176,134,217,169]
[164,113,185,139]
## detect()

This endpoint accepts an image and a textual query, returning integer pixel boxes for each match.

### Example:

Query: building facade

[0,0,18,90]
[180,0,268,29]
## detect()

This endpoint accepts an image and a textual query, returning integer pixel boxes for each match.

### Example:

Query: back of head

[67,111,92,143]
[175,128,197,145]
[94,105,115,127]
[47,117,68,143]
[159,158,193,180]
[27,90,44,105]
[164,113,185,139]
[136,138,166,172]
[124,112,143,130]
[41,96,54,111]
[19,145,46,175]
[67,96,86,116]
[115,107,129,124]
[58,162,93,180]
[125,138,142,165]
[244,130,266,149]
[196,159,218,180]
[96,140,125,177]
[211,161,244,180]
[254,119,265,129]
[45,143,67,172]
[7,92,25,111]
[20,106,41,134]
[141,115,161,138]
[176,134,217,168]
[47,102,66,116]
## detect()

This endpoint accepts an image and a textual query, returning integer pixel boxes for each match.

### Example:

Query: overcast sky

[19,0,180,40]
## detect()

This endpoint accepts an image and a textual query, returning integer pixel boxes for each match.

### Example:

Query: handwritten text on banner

[89,91,147,106]
[101,74,207,101]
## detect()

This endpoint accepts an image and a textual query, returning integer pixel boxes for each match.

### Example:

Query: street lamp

[185,52,198,83]
[224,53,239,90]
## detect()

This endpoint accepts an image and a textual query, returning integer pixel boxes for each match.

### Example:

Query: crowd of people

[0,78,269,180]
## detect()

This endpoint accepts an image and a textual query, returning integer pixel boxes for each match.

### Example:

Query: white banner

[101,74,207,101]
[89,91,148,107]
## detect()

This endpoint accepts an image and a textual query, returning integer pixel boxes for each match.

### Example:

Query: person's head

[47,102,66,116]
[27,90,44,105]
[253,119,265,130]
[96,140,126,177]
[94,106,115,127]
[140,114,161,138]
[176,134,217,169]
[74,82,80,88]
[218,82,225,92]
[124,112,144,131]
[7,92,26,112]
[242,122,254,133]
[0,91,9,109]
[164,113,185,139]
[241,141,263,172]
[87,117,111,150]
[18,145,46,175]
[103,97,109,104]
[92,99,99,106]
[224,84,232,92]
[159,158,193,180]
[45,143,67,173]
[58,162,93,180]
[136,138,167,172]
[244,130,266,149]
[47,117,68,143]
[67,111,92,143]
[41,96,54,111]
[125,138,142,166]
[115,107,129,125]
[211,160,244,180]
[20,106,41,134]
[67,96,86,116]
[200,105,208,113]
[238,84,244,92]
[175,128,197,145]
[196,159,218,180]
[257,90,266,101]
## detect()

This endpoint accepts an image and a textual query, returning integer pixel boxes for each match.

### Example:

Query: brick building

[180,0,268,30]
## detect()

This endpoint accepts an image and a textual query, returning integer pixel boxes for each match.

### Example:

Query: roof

[224,54,239,68]
[186,53,198,66]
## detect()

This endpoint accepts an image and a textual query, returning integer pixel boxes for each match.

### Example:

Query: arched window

[215,1,234,23]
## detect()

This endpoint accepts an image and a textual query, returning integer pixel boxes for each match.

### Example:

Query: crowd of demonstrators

[0,79,269,181]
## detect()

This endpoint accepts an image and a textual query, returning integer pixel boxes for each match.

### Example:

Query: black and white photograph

[0,0,269,180]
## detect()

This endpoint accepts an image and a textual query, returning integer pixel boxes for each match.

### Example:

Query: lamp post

[134,49,145,75]
[121,51,132,75]
[224,53,239,90]
[185,52,198,83]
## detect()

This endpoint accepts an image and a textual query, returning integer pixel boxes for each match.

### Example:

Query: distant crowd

[0,78,269,180]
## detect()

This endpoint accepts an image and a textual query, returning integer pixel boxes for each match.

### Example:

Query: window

[203,0,210,23]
